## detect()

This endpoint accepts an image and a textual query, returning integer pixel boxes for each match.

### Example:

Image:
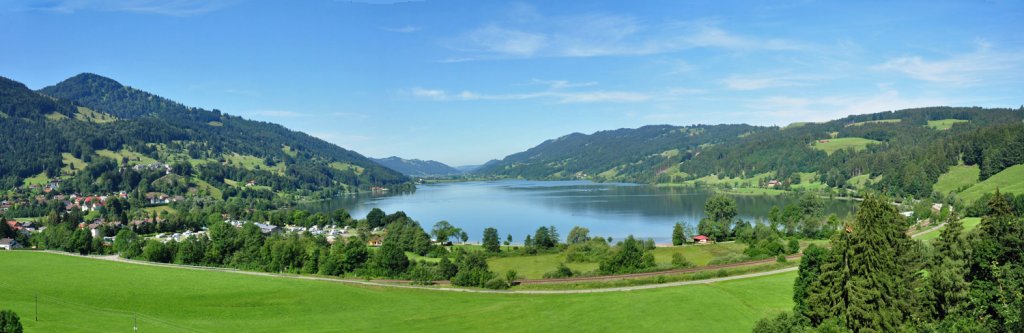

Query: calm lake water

[304,180,858,244]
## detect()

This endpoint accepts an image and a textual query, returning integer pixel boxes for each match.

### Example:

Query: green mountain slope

[476,124,767,182]
[1,74,408,194]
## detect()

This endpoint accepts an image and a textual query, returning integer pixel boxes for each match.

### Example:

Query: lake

[304,180,858,243]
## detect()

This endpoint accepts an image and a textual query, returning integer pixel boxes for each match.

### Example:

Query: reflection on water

[303,180,857,243]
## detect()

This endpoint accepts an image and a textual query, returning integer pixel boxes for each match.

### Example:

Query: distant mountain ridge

[371,156,462,177]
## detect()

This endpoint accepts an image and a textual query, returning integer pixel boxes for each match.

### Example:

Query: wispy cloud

[382,25,420,33]
[14,0,237,16]
[529,79,598,89]
[410,87,650,103]
[408,81,703,104]
[720,73,827,90]
[874,42,1024,85]
[444,11,806,60]
[747,90,950,124]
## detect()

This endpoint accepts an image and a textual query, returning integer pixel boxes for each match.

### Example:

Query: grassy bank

[0,251,793,332]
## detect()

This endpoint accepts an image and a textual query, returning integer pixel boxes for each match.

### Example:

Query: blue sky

[3,0,1022,166]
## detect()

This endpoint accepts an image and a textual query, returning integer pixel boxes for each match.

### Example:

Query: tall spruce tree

[803,195,917,332]
[924,216,969,321]
[964,190,1024,332]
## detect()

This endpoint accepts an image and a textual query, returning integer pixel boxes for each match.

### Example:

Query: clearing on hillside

[957,164,1024,203]
[847,119,901,127]
[0,251,794,332]
[810,137,881,155]
[933,165,980,195]
[926,119,969,130]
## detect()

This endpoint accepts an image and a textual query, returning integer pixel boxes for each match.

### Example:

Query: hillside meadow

[0,251,795,333]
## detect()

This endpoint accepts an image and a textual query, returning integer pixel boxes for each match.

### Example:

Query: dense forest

[0,74,408,193]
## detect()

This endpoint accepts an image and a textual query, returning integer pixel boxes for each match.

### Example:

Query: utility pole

[34,293,38,322]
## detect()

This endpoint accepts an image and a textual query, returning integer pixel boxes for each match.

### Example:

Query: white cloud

[875,44,1024,85]
[720,74,825,90]
[382,25,420,33]
[529,79,598,89]
[16,0,236,16]
[410,88,447,100]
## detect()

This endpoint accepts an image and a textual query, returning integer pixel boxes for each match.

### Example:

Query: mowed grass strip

[810,137,880,155]
[933,165,980,195]
[1,251,794,332]
[487,242,751,279]
[958,164,1024,203]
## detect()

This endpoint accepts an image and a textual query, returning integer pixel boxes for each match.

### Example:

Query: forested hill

[476,107,1024,200]
[0,73,408,195]
[371,157,462,177]
[475,124,767,182]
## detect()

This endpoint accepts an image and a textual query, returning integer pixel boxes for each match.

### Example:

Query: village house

[693,235,712,244]
[0,238,21,250]
[253,222,281,235]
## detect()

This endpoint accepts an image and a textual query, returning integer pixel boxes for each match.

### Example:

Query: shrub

[407,264,437,285]
[598,235,656,275]
[671,253,695,268]
[564,238,611,263]
[776,254,787,263]
[484,277,509,290]
[0,309,22,333]
[543,263,575,279]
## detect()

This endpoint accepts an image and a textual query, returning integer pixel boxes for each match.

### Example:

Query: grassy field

[810,137,881,155]
[790,172,827,191]
[845,174,880,190]
[915,218,983,242]
[0,251,794,332]
[488,254,599,278]
[933,165,980,195]
[224,153,286,175]
[848,119,901,126]
[486,242,751,279]
[60,153,89,175]
[74,106,116,123]
[143,205,178,216]
[926,119,969,130]
[96,149,159,166]
[958,164,1024,203]
[22,171,50,186]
